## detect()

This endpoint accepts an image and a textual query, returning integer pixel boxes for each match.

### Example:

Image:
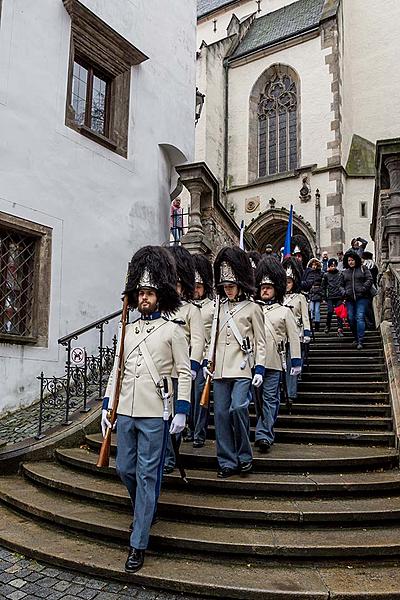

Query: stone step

[303,363,385,372]
[21,462,400,523]
[301,372,386,381]
[310,342,382,351]
[278,403,391,417]
[203,426,395,446]
[25,454,400,496]
[207,412,392,431]
[306,356,385,365]
[4,505,400,600]
[299,381,387,391]
[81,436,399,472]
[308,348,383,356]
[4,476,400,559]
[296,391,389,403]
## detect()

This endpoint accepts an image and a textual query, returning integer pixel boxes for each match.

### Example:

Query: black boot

[125,547,145,573]
[314,322,320,332]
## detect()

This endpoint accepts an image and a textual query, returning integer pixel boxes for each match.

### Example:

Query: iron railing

[388,265,400,359]
[35,309,123,439]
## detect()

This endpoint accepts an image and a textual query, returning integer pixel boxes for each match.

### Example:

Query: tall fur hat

[167,245,195,301]
[291,234,310,265]
[193,254,214,299]
[214,246,255,298]
[255,256,287,303]
[282,256,303,293]
[124,245,180,314]
[247,250,262,270]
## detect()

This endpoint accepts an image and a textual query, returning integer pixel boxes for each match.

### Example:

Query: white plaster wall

[227,170,335,251]
[228,34,332,186]
[197,0,296,47]
[0,0,196,413]
[341,0,400,163]
[342,178,375,252]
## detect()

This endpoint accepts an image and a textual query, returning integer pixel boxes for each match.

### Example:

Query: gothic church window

[257,71,298,177]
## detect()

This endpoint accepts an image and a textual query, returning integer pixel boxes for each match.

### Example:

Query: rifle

[200,295,220,408]
[163,378,188,484]
[97,295,129,468]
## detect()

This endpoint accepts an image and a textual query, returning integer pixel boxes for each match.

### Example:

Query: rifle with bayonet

[278,340,291,414]
[200,295,220,409]
[246,334,263,420]
[97,295,129,468]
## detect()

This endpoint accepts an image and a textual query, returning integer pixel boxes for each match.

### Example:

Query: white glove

[203,366,214,380]
[303,336,311,344]
[191,369,197,381]
[252,374,263,388]
[169,413,186,435]
[101,409,116,437]
[290,366,302,376]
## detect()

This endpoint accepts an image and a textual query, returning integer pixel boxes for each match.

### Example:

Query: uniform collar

[140,311,161,321]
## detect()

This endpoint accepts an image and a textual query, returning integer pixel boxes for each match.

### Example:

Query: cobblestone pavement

[0,548,200,600]
[0,389,100,446]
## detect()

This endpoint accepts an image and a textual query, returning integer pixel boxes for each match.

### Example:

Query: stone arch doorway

[246,209,316,266]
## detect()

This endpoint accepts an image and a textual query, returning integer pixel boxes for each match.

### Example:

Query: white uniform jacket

[283,293,311,338]
[261,302,302,371]
[198,297,215,361]
[214,298,266,380]
[173,300,205,370]
[105,315,192,418]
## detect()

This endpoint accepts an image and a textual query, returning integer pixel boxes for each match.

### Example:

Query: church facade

[194,0,400,258]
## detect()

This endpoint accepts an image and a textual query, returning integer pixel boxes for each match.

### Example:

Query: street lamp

[195,88,205,125]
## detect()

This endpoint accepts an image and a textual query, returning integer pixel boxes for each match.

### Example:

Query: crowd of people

[99,238,378,573]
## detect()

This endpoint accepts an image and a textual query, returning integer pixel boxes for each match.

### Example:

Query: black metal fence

[35,309,122,439]
[388,265,400,359]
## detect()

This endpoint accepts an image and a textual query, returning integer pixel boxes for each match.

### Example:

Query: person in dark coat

[321,258,345,336]
[342,250,373,349]
[347,237,368,257]
[301,258,323,331]
[361,251,378,330]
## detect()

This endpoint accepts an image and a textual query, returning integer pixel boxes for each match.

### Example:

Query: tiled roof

[197,0,239,19]
[231,0,325,59]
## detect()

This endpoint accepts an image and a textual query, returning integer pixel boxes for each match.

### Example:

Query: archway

[246,209,316,267]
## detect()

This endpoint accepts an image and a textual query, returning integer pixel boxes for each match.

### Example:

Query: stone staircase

[1,311,400,598]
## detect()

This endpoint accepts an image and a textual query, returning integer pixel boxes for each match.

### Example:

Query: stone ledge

[380,320,400,447]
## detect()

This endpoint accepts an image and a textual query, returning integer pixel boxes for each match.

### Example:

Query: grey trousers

[116,415,168,550]
[255,368,281,444]
[213,378,252,470]
[193,368,209,444]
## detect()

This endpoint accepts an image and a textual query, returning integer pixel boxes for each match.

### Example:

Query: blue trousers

[116,415,168,550]
[346,298,369,343]
[213,378,252,470]
[193,368,209,444]
[255,369,281,444]
[285,348,299,399]
[310,300,320,323]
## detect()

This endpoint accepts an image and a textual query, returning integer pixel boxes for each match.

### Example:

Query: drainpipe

[223,58,229,205]
[315,188,321,256]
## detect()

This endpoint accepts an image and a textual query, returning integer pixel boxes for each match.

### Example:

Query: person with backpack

[341,250,373,349]
[321,258,345,336]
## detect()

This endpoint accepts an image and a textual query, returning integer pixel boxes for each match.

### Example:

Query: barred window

[0,213,52,346]
[258,71,298,177]
[0,230,36,337]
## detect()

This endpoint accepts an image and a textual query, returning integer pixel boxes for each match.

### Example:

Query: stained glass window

[258,72,298,176]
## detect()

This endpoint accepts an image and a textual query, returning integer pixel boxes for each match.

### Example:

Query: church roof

[231,0,326,59]
[197,0,239,19]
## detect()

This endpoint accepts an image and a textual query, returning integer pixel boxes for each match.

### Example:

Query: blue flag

[283,205,293,258]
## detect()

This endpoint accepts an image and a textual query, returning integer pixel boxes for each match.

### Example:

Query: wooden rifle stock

[96,295,129,468]
[199,295,220,409]
[200,366,212,409]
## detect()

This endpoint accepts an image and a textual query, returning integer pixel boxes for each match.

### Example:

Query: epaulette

[163,316,186,325]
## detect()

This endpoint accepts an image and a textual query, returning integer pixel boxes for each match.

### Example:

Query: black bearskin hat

[255,256,287,304]
[214,246,255,298]
[291,234,310,266]
[193,254,214,299]
[282,256,303,293]
[167,245,195,301]
[247,251,262,270]
[124,245,180,314]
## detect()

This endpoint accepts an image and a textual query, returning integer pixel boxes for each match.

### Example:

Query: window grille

[0,228,36,338]
[258,72,298,177]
